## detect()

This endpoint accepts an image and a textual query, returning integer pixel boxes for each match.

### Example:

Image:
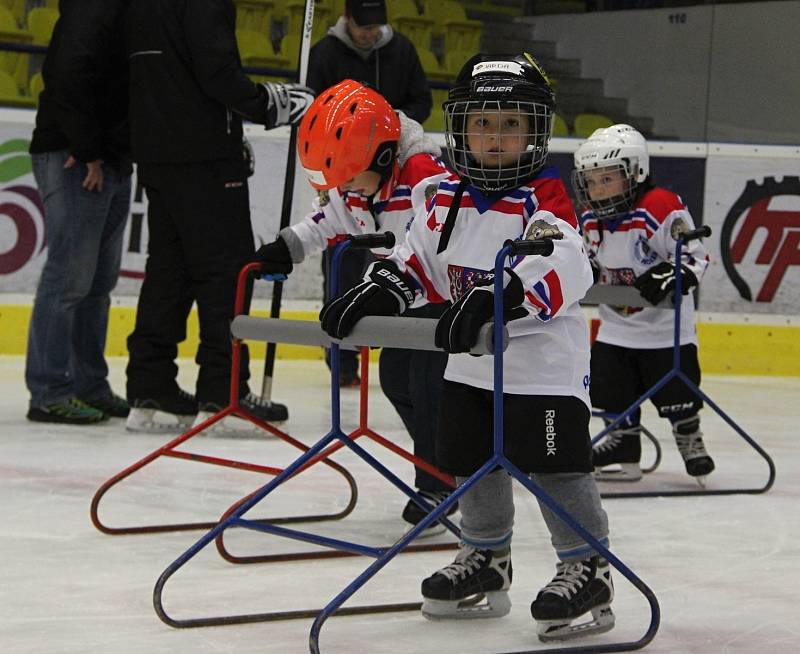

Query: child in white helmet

[572,124,714,484]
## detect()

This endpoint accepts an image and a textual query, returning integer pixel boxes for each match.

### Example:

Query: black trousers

[379,303,450,492]
[322,247,370,377]
[126,161,255,404]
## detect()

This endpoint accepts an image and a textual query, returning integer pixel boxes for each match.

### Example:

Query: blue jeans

[25,150,131,407]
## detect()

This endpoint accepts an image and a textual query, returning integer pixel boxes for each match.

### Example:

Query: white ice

[1,356,799,654]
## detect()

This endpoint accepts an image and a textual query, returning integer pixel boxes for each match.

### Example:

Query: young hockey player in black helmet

[573,125,714,483]
[320,53,615,642]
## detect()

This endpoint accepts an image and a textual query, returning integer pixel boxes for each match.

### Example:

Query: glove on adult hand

[253,236,293,278]
[634,261,698,305]
[320,261,415,339]
[262,82,315,127]
[435,268,527,354]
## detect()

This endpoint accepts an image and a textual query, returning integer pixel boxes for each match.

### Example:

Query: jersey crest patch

[317,190,330,207]
[633,235,659,266]
[670,217,688,241]
[447,265,492,301]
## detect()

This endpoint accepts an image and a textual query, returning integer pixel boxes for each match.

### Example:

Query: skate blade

[537,604,615,642]
[125,409,195,434]
[693,474,708,488]
[193,412,276,439]
[422,591,511,620]
[593,463,642,483]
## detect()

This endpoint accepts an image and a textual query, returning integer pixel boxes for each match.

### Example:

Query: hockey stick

[261,0,315,404]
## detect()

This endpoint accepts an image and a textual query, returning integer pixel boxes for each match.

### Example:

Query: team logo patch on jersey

[447,265,492,301]
[670,217,688,241]
[425,184,438,203]
[633,235,659,266]
[525,219,563,241]
[317,190,330,207]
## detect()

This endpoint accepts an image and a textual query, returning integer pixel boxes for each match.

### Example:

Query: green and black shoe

[27,397,109,424]
[79,392,130,418]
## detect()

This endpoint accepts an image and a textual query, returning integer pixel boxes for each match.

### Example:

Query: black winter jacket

[125,0,274,165]
[30,0,131,174]
[307,30,432,124]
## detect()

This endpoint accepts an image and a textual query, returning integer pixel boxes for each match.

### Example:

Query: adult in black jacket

[123,0,313,433]
[308,0,432,386]
[26,0,132,425]
[307,0,432,124]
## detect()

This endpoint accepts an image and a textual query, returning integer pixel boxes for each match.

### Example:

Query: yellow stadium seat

[0,6,32,94]
[417,48,451,84]
[552,114,569,137]
[573,113,613,138]
[0,68,33,107]
[423,87,448,133]
[422,0,481,56]
[391,1,434,53]
[286,0,330,43]
[237,28,290,81]
[29,71,43,103]
[27,6,58,45]
[0,0,25,27]
[443,49,473,78]
[235,0,275,35]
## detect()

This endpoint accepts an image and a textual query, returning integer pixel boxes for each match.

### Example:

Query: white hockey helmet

[571,124,649,218]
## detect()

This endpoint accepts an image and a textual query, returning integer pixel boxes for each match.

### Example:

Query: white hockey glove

[320,261,415,339]
[261,82,315,127]
[435,268,527,354]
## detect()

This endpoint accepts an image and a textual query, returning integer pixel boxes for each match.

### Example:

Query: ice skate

[673,418,715,486]
[126,389,198,433]
[531,555,615,642]
[421,544,512,620]
[402,489,458,538]
[194,392,288,437]
[592,426,642,482]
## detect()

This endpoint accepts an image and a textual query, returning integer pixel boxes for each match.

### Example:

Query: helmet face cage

[444,98,553,192]
[571,161,639,219]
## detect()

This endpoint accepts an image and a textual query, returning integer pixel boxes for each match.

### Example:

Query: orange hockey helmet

[297,79,401,190]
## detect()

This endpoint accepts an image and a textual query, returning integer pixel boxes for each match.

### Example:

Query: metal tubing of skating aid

[91,262,358,535]
[592,227,774,499]
[309,240,658,654]
[591,410,663,474]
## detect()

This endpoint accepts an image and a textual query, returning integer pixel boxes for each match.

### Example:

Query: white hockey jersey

[580,187,710,349]
[283,113,450,261]
[388,167,594,405]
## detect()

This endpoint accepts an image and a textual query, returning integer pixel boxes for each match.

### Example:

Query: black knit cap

[346,0,387,26]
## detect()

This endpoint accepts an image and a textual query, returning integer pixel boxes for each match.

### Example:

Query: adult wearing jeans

[26,0,131,424]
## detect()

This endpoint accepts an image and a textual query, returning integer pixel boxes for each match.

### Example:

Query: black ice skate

[592,426,643,482]
[421,544,512,620]
[193,392,289,437]
[531,555,615,642]
[673,417,715,486]
[402,489,458,538]
[126,389,198,433]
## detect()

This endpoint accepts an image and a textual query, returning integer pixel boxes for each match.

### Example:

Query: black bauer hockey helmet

[444,53,556,192]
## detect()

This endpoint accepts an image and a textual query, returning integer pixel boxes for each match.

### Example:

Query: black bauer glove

[262,82,315,127]
[253,236,293,279]
[435,268,528,354]
[320,260,415,339]
[633,261,698,305]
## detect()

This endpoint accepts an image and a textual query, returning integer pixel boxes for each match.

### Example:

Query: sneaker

[402,489,458,537]
[531,555,615,642]
[673,418,715,479]
[421,543,512,619]
[27,397,108,425]
[79,391,129,418]
[592,426,642,481]
[126,388,198,433]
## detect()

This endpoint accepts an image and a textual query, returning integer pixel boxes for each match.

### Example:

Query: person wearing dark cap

[307,0,433,387]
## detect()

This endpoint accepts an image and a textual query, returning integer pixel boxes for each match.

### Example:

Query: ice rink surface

[1,355,798,654]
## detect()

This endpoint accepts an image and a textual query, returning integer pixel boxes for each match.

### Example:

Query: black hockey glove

[435,268,528,354]
[320,261,415,339]
[253,236,293,280]
[262,82,315,127]
[634,261,698,305]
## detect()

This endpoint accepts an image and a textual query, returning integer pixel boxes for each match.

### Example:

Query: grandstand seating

[390,0,433,52]
[28,70,42,103]
[422,87,447,133]
[237,28,290,81]
[573,112,613,137]
[422,0,482,55]
[0,68,32,106]
[0,5,32,94]
[552,114,569,137]
[417,47,450,84]
[0,0,25,28]
[286,0,330,43]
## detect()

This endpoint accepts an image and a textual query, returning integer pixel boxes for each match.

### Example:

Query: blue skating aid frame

[154,237,661,652]
[589,226,776,499]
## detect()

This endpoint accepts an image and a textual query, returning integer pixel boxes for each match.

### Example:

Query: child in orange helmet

[255,79,456,535]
